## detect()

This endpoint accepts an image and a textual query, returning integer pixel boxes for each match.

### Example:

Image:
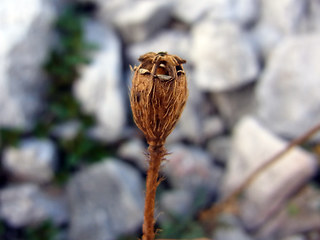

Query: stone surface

[73,20,126,142]
[256,186,320,240]
[213,214,253,240]
[173,0,259,26]
[202,116,225,140]
[173,77,205,144]
[67,159,144,240]
[3,138,56,183]
[164,144,222,195]
[0,184,68,227]
[222,116,317,231]
[117,138,147,170]
[0,0,55,129]
[251,23,283,59]
[256,35,320,140]
[212,83,257,127]
[112,1,173,43]
[207,136,232,165]
[309,0,320,31]
[160,189,194,217]
[127,29,190,64]
[51,120,81,140]
[259,0,309,34]
[191,21,259,91]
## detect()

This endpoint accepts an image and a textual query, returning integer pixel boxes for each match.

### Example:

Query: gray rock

[0,184,68,227]
[117,138,147,170]
[202,116,225,140]
[3,138,56,183]
[213,213,253,240]
[173,77,205,144]
[206,0,260,26]
[173,0,213,24]
[160,189,194,217]
[127,29,191,64]
[308,0,320,31]
[256,35,320,140]
[256,186,320,240]
[173,0,259,26]
[222,117,317,231]
[73,20,126,142]
[207,136,232,165]
[0,0,55,129]
[281,236,306,240]
[51,120,81,140]
[164,144,222,195]
[251,23,283,59]
[191,21,259,91]
[259,0,309,34]
[112,1,173,43]
[67,159,144,240]
[212,82,257,127]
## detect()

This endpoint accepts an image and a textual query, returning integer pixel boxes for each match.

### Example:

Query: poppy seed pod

[130,52,188,147]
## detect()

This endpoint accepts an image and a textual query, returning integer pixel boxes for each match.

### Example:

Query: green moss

[158,189,208,239]
[44,5,97,123]
[25,220,59,240]
[0,128,24,147]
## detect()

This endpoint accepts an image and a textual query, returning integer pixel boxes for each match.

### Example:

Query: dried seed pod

[130,52,188,147]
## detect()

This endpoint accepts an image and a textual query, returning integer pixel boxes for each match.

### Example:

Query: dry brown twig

[130,52,188,240]
[200,121,320,228]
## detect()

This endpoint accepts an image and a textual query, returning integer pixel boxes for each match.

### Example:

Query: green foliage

[54,129,115,184]
[44,6,97,123]
[25,221,59,240]
[158,188,208,239]
[159,216,205,239]
[117,235,139,240]
[0,128,24,147]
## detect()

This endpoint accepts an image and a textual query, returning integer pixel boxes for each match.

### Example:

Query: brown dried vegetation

[130,52,188,240]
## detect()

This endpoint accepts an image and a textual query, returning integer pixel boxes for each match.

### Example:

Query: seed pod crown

[130,52,188,146]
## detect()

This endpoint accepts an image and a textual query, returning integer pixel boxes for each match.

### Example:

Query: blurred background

[1,0,320,239]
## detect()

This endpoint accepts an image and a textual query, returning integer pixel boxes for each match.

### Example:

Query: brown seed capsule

[130,52,188,147]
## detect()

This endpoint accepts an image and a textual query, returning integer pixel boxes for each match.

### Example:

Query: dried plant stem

[200,121,320,226]
[142,144,166,240]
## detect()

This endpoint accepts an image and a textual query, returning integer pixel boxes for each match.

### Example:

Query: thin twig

[200,121,320,224]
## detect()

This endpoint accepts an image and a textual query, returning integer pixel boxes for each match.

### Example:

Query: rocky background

[1,0,320,240]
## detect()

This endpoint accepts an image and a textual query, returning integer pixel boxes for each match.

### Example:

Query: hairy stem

[142,145,166,240]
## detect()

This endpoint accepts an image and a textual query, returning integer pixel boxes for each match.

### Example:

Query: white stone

[250,23,283,59]
[51,120,81,140]
[256,35,320,140]
[213,213,254,240]
[223,117,317,230]
[0,184,67,227]
[127,29,191,64]
[174,75,205,144]
[117,138,147,170]
[173,0,259,25]
[112,1,173,43]
[160,190,194,217]
[3,138,56,183]
[203,116,225,140]
[259,0,309,34]
[0,0,55,129]
[68,159,144,240]
[73,20,126,142]
[164,144,222,194]
[191,21,259,91]
[207,136,232,164]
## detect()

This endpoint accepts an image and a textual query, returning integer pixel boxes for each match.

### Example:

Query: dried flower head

[130,52,188,146]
